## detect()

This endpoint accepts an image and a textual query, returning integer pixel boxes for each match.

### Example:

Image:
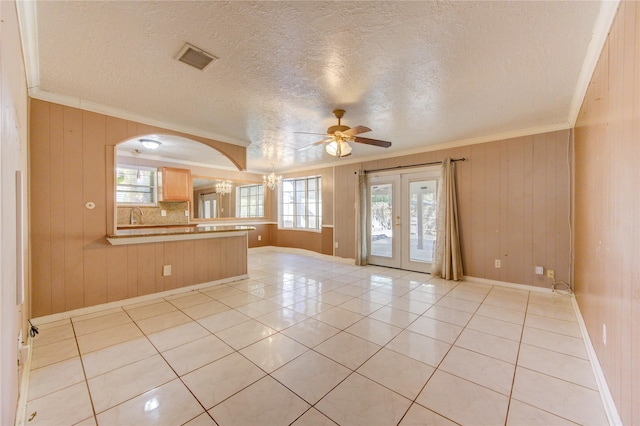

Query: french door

[367,169,439,273]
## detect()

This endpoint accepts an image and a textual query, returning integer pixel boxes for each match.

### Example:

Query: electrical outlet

[163,265,172,276]
[603,323,607,345]
[547,269,555,279]
[335,242,339,249]
[161,210,167,217]
[257,235,262,241]
[494,259,501,268]
[535,266,544,275]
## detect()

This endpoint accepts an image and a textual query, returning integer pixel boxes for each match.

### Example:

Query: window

[280,176,321,230]
[236,184,264,218]
[116,166,157,205]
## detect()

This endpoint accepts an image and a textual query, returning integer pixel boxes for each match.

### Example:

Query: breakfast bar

[107,225,256,246]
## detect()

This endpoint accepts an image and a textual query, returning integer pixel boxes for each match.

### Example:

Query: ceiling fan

[296,109,392,157]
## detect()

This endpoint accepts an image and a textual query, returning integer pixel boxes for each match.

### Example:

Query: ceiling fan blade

[342,125,371,137]
[296,138,333,151]
[353,136,392,148]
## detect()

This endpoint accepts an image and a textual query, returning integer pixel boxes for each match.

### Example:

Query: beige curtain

[355,170,368,266]
[431,158,463,280]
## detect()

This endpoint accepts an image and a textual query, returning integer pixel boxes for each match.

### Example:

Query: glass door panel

[401,176,438,272]
[368,176,401,268]
[367,169,439,273]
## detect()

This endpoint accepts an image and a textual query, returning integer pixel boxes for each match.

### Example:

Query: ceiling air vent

[175,43,218,71]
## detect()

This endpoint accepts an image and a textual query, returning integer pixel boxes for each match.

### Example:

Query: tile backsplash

[117,202,189,226]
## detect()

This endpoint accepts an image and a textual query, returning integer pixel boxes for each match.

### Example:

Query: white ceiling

[21,1,613,173]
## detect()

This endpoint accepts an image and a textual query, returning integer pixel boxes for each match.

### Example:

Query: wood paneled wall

[271,226,333,255]
[574,2,639,424]
[267,167,334,255]
[247,223,271,248]
[334,130,572,288]
[30,100,248,317]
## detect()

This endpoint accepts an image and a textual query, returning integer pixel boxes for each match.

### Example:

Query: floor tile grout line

[26,253,603,425]
[120,306,221,423]
[69,313,102,425]
[396,280,495,425]
[504,290,532,426]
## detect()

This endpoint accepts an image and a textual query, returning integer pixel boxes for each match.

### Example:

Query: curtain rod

[360,157,466,174]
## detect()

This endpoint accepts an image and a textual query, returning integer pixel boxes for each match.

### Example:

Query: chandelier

[215,180,232,195]
[263,165,282,190]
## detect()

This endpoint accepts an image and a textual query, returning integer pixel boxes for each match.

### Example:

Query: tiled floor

[24,248,608,425]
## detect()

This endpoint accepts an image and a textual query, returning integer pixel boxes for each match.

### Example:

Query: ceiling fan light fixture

[139,139,161,150]
[326,140,352,157]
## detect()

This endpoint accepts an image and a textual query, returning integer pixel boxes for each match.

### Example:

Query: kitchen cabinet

[159,167,191,201]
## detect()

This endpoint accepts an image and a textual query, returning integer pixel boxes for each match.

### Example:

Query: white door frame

[367,167,440,272]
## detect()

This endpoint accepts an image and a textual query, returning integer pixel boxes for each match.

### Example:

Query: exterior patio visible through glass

[370,183,393,258]
[409,180,437,263]
[369,180,437,263]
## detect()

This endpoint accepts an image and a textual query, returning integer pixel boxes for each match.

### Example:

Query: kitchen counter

[116,223,198,230]
[107,225,255,245]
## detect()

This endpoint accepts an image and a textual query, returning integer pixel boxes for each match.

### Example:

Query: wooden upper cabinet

[159,167,191,202]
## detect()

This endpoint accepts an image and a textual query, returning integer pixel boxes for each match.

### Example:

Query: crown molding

[568,0,621,126]
[29,88,251,148]
[279,122,571,175]
[16,0,40,90]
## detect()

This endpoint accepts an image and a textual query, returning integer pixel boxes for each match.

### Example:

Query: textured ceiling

[28,1,604,172]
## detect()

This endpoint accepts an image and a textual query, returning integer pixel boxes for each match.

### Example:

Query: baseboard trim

[31,274,249,325]
[249,246,354,264]
[14,339,32,426]
[463,275,554,294]
[571,297,623,426]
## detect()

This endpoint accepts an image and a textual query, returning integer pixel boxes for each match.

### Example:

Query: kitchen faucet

[130,207,144,224]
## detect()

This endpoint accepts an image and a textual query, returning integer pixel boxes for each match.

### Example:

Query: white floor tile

[316,373,411,426]
[416,370,509,425]
[517,343,597,390]
[345,317,403,346]
[24,249,607,426]
[272,350,351,404]
[182,352,265,409]
[240,333,308,372]
[315,331,381,370]
[25,382,93,426]
[439,346,515,395]
[96,379,203,425]
[406,316,463,344]
[386,330,451,367]
[454,327,520,364]
[511,367,607,425]
[162,334,233,376]
[357,348,435,399]
[81,337,157,379]
[506,399,578,425]
[208,376,309,425]
[87,354,176,413]
[28,357,85,401]
[291,408,336,426]
[399,403,457,425]
[521,326,588,359]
